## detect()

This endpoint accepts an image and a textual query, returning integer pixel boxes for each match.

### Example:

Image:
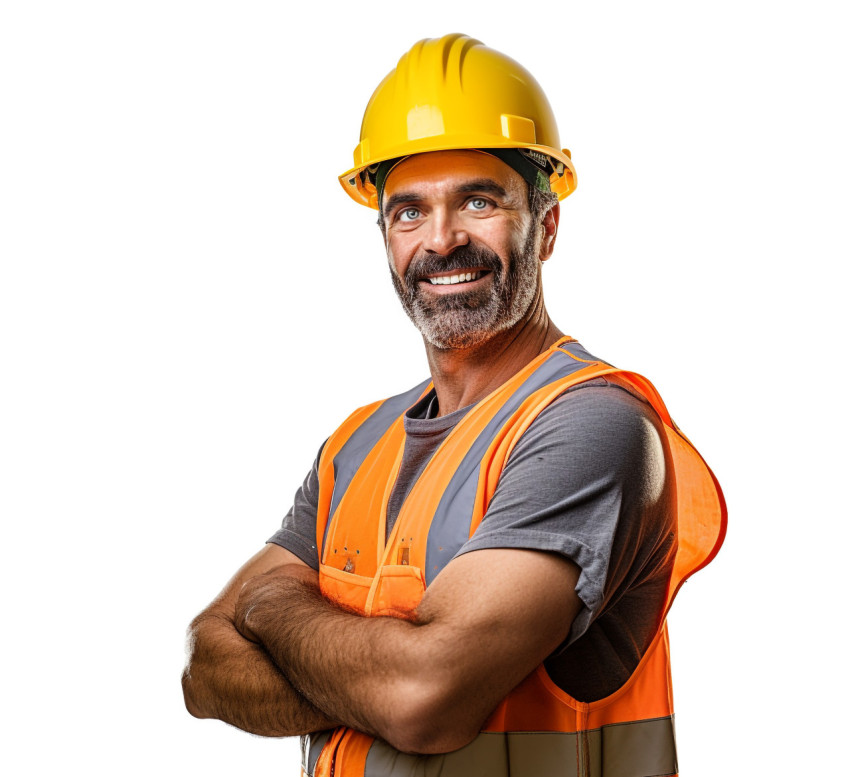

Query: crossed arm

[181,545,337,737]
[183,543,581,754]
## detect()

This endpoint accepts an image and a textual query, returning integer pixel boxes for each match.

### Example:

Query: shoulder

[510,377,669,483]
[466,375,675,624]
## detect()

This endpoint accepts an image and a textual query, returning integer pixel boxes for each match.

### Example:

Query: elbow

[377,678,482,755]
[181,619,212,720]
[181,663,209,720]
[387,726,479,757]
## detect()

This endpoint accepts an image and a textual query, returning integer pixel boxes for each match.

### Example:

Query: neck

[423,294,564,416]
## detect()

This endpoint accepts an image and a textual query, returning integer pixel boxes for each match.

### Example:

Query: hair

[527,185,559,231]
[377,181,558,238]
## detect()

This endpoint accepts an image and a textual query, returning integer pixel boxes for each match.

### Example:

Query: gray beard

[390,226,540,350]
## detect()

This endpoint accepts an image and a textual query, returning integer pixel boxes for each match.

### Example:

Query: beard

[389,224,541,350]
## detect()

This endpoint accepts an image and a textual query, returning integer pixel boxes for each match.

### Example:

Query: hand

[234,564,320,643]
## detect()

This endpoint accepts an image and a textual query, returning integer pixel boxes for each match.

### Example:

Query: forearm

[182,609,337,737]
[238,576,438,748]
[236,551,580,754]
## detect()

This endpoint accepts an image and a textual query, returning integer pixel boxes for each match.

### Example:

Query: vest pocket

[365,564,426,617]
[320,563,375,613]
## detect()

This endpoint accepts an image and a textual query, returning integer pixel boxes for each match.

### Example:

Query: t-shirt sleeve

[266,441,326,571]
[454,381,673,645]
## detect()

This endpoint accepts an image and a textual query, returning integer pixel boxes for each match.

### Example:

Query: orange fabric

[310,728,380,777]
[311,728,345,777]
[384,341,584,568]
[322,417,406,577]
[310,337,725,776]
[315,400,385,567]
[365,564,426,618]
[333,730,373,775]
[470,361,620,533]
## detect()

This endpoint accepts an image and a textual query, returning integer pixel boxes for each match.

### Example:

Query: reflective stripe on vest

[323,378,431,553]
[423,341,599,582]
[307,336,725,777]
[303,716,676,777]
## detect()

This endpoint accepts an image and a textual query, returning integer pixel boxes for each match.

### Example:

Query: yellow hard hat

[339,33,577,210]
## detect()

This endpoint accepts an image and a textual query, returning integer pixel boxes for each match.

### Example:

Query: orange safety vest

[301,337,726,777]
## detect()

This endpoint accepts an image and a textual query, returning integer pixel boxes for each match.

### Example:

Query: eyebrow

[382,191,423,218]
[456,179,508,198]
[382,179,510,218]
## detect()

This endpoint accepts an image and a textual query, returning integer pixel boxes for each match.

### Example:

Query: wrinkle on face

[383,151,543,350]
[388,214,541,350]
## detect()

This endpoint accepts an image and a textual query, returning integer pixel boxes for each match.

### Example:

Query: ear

[539,202,560,262]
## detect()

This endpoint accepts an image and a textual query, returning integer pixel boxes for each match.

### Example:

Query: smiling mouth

[423,269,491,286]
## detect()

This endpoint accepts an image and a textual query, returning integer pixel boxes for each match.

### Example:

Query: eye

[466,197,490,212]
[398,207,421,222]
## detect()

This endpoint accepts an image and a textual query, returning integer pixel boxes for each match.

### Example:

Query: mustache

[405,243,503,286]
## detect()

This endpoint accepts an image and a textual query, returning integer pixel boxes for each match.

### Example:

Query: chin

[422,329,494,351]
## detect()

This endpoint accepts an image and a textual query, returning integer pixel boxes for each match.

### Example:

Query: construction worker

[182,34,726,777]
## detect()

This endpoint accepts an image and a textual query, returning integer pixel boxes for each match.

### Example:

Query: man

[182,34,726,777]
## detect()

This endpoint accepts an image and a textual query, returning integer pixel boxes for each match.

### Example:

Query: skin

[382,150,564,414]
[181,545,337,737]
[182,150,582,754]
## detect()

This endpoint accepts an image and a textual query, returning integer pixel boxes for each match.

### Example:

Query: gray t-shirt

[269,377,675,702]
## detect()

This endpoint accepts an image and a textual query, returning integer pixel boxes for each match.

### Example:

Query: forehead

[383,150,526,201]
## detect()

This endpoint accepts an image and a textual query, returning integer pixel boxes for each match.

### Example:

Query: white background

[2,1,847,774]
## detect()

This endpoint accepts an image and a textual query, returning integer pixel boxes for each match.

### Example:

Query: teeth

[428,271,482,285]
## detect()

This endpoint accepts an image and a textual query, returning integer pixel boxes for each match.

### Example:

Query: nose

[422,208,469,256]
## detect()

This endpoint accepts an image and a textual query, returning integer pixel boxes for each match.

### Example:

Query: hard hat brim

[339,140,576,209]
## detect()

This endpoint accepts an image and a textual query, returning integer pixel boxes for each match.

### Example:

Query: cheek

[387,237,415,280]
[471,219,524,257]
